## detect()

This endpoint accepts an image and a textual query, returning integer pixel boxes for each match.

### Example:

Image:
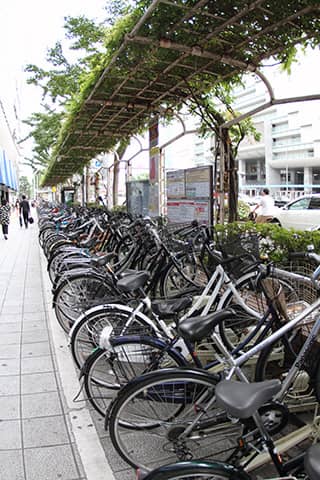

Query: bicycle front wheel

[160,252,208,297]
[142,461,249,480]
[107,368,241,471]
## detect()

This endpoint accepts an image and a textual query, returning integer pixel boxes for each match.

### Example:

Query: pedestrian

[19,195,31,228]
[252,188,275,223]
[0,198,11,239]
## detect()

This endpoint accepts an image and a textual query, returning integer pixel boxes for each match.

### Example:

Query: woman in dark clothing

[19,195,30,228]
[0,198,11,239]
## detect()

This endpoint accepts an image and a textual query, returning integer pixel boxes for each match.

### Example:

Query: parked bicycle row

[39,205,320,479]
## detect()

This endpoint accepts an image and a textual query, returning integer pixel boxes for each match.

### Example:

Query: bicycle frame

[173,294,320,444]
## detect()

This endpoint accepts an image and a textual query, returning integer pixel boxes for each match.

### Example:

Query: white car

[271,194,320,230]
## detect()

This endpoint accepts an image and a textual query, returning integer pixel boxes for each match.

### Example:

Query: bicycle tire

[107,368,239,471]
[142,461,249,480]
[53,273,118,332]
[70,304,159,369]
[83,336,186,416]
[218,274,298,352]
[160,251,208,297]
[254,327,315,407]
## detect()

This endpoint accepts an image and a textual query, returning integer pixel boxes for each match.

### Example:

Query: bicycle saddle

[215,380,281,419]
[151,297,193,318]
[177,309,235,342]
[91,252,117,267]
[117,271,150,292]
[305,444,320,480]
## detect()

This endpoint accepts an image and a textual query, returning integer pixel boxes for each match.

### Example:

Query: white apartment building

[235,79,320,200]
[174,49,320,202]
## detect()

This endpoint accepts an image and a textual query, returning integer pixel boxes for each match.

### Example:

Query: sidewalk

[0,215,120,480]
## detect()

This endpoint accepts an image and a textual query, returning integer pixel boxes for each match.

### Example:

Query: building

[0,97,20,201]
[235,49,320,200]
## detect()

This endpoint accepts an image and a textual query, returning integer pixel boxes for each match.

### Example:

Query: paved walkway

[0,213,120,480]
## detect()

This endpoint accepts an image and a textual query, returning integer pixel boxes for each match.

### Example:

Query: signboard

[185,166,211,198]
[148,118,160,216]
[149,146,160,184]
[167,200,210,224]
[166,165,213,225]
[167,170,185,198]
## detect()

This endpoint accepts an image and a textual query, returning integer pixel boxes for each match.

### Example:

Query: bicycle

[138,379,320,480]
[105,251,320,471]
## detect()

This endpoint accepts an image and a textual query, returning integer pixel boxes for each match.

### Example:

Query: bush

[237,200,251,221]
[214,221,320,263]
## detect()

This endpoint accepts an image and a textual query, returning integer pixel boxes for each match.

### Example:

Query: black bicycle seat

[91,252,116,267]
[177,309,234,342]
[116,271,150,292]
[151,297,192,318]
[215,380,281,419]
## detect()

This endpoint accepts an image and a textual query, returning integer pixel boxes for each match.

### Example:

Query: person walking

[19,195,31,228]
[252,188,275,223]
[0,198,11,239]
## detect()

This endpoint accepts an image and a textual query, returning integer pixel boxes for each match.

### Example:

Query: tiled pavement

[0,213,118,480]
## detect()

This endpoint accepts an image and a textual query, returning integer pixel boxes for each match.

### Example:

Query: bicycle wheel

[83,336,186,416]
[107,368,240,471]
[142,461,248,480]
[48,248,85,283]
[53,274,117,332]
[160,252,208,297]
[254,328,315,410]
[218,274,298,352]
[70,304,159,369]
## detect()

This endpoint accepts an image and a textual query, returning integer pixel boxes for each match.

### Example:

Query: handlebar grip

[288,252,307,259]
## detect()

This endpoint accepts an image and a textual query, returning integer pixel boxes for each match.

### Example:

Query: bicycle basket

[216,232,260,278]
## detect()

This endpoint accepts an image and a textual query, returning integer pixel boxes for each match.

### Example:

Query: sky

[0,1,319,179]
[0,0,108,174]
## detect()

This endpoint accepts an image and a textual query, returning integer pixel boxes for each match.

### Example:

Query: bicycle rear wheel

[70,304,159,369]
[160,252,208,297]
[83,336,186,416]
[107,368,240,471]
[54,274,117,332]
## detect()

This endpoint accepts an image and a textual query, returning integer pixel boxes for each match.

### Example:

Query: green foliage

[237,200,251,221]
[215,222,320,263]
[33,0,320,187]
[19,176,32,198]
[21,107,64,172]
[111,204,127,213]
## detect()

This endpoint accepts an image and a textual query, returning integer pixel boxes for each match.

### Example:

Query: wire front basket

[216,232,261,278]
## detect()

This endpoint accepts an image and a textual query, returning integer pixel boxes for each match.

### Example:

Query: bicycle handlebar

[288,251,320,283]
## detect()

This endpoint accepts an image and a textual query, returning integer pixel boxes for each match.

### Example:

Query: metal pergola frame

[42,0,320,186]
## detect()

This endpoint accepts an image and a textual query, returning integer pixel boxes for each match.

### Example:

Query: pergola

[42,0,320,189]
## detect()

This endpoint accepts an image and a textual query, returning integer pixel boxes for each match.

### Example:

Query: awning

[0,149,18,190]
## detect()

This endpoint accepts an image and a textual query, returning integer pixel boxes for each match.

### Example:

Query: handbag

[28,217,34,224]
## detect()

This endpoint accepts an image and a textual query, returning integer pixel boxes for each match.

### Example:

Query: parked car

[270,194,320,230]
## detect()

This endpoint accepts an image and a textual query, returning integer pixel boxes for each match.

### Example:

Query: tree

[19,176,32,198]
[19,106,63,172]
[179,80,261,223]
[21,6,133,205]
